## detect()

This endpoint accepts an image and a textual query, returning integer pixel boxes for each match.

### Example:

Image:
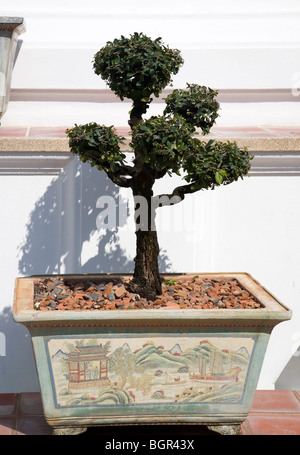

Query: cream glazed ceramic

[13,273,291,435]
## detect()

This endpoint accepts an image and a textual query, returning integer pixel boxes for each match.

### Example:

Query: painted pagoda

[66,344,111,389]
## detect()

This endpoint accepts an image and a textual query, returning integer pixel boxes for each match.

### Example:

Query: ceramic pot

[13,273,291,435]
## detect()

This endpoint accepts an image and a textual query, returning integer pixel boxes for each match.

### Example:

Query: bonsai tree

[66,33,252,300]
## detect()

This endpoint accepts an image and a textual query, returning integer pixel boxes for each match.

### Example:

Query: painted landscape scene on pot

[46,335,255,409]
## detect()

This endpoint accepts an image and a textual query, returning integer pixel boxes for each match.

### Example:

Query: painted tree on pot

[66,33,252,300]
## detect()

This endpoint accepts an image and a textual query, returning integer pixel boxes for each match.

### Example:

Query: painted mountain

[169,343,183,355]
[235,346,250,360]
[52,350,68,362]
[132,340,250,373]
[109,343,131,359]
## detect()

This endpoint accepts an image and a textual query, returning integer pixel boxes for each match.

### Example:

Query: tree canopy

[66,33,252,298]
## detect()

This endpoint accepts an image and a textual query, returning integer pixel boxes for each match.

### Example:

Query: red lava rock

[104,283,113,297]
[55,303,65,310]
[105,302,116,310]
[33,276,263,312]
[114,285,126,299]
[85,285,96,293]
[74,293,84,299]
[115,302,125,309]
[82,301,94,309]
[164,301,181,310]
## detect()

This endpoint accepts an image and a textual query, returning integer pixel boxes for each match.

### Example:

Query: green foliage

[130,114,194,174]
[67,33,252,196]
[182,139,253,191]
[66,123,126,172]
[93,32,183,101]
[164,84,220,134]
[164,279,176,286]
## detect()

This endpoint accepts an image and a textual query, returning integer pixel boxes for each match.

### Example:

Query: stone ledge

[0,137,70,152]
[1,136,300,153]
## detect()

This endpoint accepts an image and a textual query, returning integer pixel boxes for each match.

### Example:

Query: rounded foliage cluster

[130,115,195,174]
[66,123,125,172]
[93,32,184,101]
[67,33,253,196]
[164,84,220,134]
[183,139,253,191]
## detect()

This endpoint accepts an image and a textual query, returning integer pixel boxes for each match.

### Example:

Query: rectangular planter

[13,273,291,435]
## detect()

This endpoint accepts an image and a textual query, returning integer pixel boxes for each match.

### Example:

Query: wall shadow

[10,158,171,392]
[0,306,40,392]
[275,346,300,390]
[12,157,172,392]
[17,170,62,276]
[17,157,172,276]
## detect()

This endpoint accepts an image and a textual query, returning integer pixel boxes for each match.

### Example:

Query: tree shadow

[17,155,172,276]
[0,306,40,392]
[11,156,172,392]
[275,345,300,390]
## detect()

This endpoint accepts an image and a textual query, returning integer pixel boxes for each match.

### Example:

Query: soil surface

[34,275,263,311]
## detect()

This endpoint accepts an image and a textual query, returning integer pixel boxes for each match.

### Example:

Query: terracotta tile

[251,390,300,413]
[0,418,14,435]
[241,419,253,435]
[0,393,17,416]
[264,127,300,137]
[250,130,286,138]
[294,390,300,401]
[205,133,225,138]
[245,415,300,435]
[0,127,27,137]
[213,126,262,132]
[116,127,130,136]
[195,128,222,138]
[19,392,44,416]
[212,127,279,138]
[16,416,52,435]
[28,127,68,138]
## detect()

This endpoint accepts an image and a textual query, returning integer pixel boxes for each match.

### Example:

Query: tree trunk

[128,99,162,299]
[128,99,150,129]
[130,185,162,300]
[132,228,162,300]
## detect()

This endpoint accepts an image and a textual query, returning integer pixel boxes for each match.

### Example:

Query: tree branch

[153,183,200,207]
[102,161,138,188]
[105,159,167,189]
[128,99,151,129]
[114,163,137,177]
[105,170,133,188]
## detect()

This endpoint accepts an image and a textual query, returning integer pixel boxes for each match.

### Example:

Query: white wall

[2,0,300,90]
[2,0,300,127]
[0,1,300,392]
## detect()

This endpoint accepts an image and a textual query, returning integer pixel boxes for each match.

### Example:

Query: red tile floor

[0,391,300,435]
